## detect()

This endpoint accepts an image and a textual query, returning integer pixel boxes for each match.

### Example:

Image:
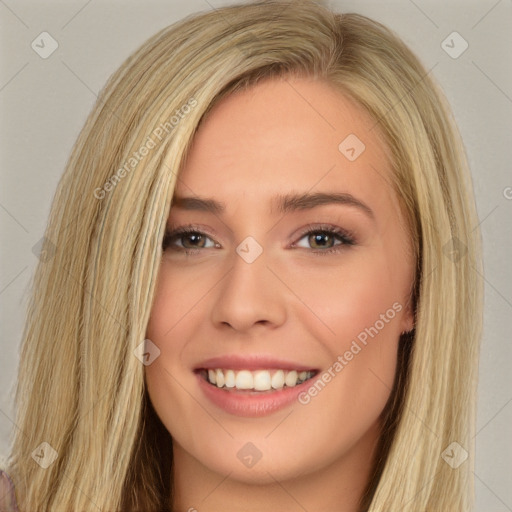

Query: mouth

[196,368,318,392]
[193,356,320,417]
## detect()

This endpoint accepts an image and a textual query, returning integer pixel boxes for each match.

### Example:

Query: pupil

[186,234,203,247]
[311,233,332,248]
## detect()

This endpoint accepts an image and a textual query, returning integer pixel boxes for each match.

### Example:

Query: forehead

[174,77,394,211]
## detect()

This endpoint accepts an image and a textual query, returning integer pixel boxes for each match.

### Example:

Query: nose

[210,246,287,333]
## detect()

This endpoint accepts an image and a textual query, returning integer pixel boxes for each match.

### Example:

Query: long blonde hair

[6,1,482,510]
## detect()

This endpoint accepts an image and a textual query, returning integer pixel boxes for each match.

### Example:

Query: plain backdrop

[1,1,511,510]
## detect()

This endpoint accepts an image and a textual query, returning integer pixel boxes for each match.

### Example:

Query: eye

[162,223,356,255]
[162,227,218,252]
[293,224,355,253]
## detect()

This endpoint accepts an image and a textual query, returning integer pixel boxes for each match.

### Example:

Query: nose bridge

[211,240,286,330]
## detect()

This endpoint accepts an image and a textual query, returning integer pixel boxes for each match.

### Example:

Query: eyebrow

[171,191,374,219]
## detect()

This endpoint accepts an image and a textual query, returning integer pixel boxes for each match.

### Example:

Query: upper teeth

[206,369,314,391]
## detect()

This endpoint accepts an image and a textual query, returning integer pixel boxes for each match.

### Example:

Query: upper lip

[194,355,318,372]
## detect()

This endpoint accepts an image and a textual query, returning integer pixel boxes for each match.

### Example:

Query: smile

[199,368,317,391]
[194,355,320,416]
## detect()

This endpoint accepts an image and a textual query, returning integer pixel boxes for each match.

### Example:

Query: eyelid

[292,223,356,245]
[166,222,217,235]
[164,223,219,241]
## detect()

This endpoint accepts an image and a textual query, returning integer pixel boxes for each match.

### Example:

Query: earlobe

[400,303,416,335]
[401,318,415,335]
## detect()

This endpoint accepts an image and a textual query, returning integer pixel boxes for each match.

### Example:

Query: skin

[145,76,415,511]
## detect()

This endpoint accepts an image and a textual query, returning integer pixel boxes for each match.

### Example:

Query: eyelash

[162,223,356,256]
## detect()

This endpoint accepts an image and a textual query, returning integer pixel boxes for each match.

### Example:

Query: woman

[1,0,482,510]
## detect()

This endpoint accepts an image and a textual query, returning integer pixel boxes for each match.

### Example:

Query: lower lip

[195,372,314,417]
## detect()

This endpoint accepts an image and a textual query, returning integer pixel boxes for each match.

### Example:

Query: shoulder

[0,470,19,512]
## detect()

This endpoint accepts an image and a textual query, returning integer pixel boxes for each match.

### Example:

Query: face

[145,77,415,488]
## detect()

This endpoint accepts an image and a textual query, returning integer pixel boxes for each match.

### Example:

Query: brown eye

[308,232,336,249]
[295,226,355,252]
[162,229,217,251]
[181,233,207,249]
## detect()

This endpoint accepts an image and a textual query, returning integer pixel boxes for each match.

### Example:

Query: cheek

[143,324,202,447]
[294,250,409,345]
[144,268,191,431]
[290,270,403,464]
[145,262,208,340]
[291,251,408,411]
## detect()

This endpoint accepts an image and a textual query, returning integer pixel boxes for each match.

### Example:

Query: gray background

[1,1,511,510]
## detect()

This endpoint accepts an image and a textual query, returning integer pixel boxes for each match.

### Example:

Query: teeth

[235,370,253,389]
[253,370,272,391]
[285,370,298,387]
[205,369,314,391]
[271,370,285,389]
[225,369,236,388]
